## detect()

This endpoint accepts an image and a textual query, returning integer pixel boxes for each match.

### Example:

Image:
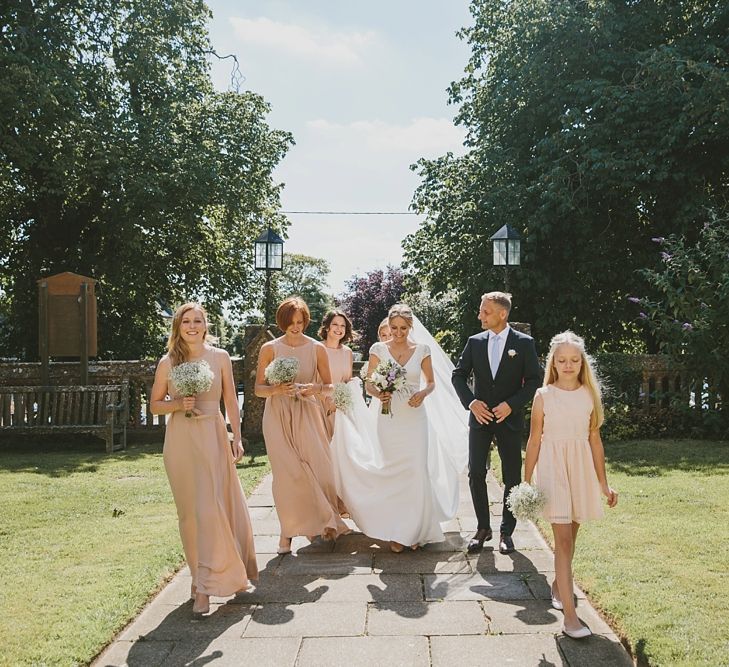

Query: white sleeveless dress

[330,342,446,546]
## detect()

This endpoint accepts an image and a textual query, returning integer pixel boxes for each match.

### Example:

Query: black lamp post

[489,224,521,292]
[254,227,284,326]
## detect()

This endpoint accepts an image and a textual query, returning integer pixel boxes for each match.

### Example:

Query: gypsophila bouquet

[369,358,408,416]
[359,364,370,382]
[265,357,299,399]
[332,382,354,414]
[169,360,215,417]
[506,482,547,522]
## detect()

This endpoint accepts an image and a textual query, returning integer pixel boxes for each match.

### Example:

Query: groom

[452,291,541,554]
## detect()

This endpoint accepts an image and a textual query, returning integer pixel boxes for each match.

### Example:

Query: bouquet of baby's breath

[369,358,408,416]
[506,482,547,522]
[169,360,215,417]
[265,357,299,399]
[332,382,354,414]
[359,364,370,382]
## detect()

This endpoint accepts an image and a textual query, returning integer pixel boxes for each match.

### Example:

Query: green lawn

[494,439,729,667]
[0,437,270,667]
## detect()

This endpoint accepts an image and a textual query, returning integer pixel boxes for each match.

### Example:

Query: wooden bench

[0,383,129,453]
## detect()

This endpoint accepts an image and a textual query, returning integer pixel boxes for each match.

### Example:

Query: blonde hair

[167,302,210,367]
[387,303,414,328]
[377,317,390,338]
[482,291,512,315]
[544,330,604,429]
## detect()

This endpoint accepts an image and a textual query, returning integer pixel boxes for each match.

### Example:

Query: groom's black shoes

[467,528,493,553]
[499,533,515,554]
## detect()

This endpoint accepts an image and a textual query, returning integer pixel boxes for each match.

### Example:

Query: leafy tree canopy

[0,0,293,359]
[635,214,729,406]
[404,0,729,352]
[273,253,334,338]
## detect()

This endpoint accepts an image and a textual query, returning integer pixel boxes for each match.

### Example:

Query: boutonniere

[507,349,517,358]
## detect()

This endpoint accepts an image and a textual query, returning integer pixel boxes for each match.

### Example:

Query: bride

[330,303,468,552]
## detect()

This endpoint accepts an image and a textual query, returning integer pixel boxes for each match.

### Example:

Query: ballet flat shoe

[562,624,592,639]
[551,584,563,610]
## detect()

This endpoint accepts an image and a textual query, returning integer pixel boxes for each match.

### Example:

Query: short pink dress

[534,385,604,524]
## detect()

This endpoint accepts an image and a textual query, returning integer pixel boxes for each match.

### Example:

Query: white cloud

[229,16,377,66]
[307,117,466,157]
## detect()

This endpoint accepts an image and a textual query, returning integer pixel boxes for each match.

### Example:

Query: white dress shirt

[468,325,511,410]
[488,325,511,378]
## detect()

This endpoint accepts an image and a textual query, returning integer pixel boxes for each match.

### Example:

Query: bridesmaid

[318,309,356,438]
[255,297,349,554]
[151,302,257,616]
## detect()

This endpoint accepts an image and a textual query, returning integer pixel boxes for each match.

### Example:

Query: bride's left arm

[409,353,435,407]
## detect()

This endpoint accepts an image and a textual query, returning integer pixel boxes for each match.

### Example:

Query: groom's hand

[492,402,512,423]
[470,400,494,425]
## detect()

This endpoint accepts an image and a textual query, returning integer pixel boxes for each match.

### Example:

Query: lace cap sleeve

[420,343,431,359]
[369,341,383,358]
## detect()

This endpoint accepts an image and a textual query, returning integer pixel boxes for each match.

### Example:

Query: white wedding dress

[331,335,468,546]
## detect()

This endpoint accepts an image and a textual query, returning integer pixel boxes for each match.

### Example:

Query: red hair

[276,297,311,331]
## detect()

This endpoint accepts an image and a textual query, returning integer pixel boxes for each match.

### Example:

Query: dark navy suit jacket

[451,328,542,432]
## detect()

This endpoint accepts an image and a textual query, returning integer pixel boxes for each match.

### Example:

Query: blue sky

[206,1,472,294]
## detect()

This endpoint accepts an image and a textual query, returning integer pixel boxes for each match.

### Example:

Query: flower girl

[523,331,618,639]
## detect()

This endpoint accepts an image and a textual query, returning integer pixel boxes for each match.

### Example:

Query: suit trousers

[468,422,522,536]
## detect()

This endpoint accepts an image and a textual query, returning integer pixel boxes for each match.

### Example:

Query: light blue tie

[490,334,501,377]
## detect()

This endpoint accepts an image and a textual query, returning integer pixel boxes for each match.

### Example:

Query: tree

[403,288,461,359]
[337,266,405,354]
[0,0,293,359]
[634,214,729,412]
[273,253,334,338]
[404,0,729,352]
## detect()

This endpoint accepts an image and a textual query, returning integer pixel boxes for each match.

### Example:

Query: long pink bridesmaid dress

[262,337,348,539]
[320,345,353,439]
[163,346,258,596]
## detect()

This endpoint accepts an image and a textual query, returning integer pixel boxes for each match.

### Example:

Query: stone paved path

[95,473,633,666]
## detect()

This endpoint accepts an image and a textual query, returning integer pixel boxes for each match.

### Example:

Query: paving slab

[160,637,301,667]
[275,552,373,576]
[481,599,564,634]
[525,575,586,601]
[468,547,556,573]
[367,600,488,635]
[425,572,535,601]
[95,639,175,667]
[557,633,634,666]
[254,534,336,554]
[246,494,275,507]
[248,506,276,520]
[251,519,282,535]
[297,636,429,667]
[244,602,366,637]
[374,551,472,575]
[430,634,565,666]
[236,573,424,604]
[332,532,389,553]
[420,532,469,552]
[117,602,257,643]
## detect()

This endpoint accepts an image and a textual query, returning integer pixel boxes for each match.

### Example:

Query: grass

[0,437,270,667]
[492,438,729,666]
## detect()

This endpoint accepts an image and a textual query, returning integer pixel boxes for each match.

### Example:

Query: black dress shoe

[499,533,515,554]
[467,528,493,553]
